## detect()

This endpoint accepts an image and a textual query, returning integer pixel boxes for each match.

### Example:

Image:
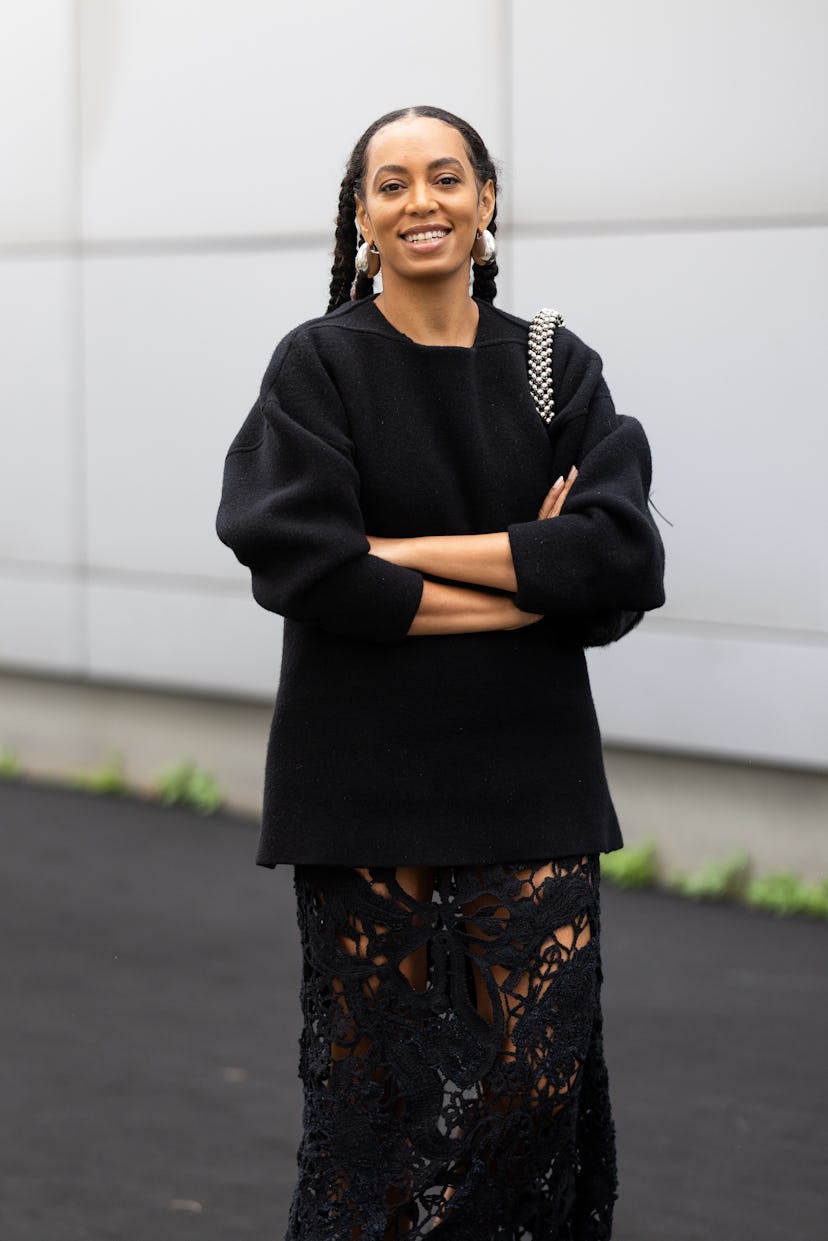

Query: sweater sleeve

[215,330,424,643]
[507,344,665,619]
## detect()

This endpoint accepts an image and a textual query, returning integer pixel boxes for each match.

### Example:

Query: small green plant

[0,748,23,779]
[671,851,750,902]
[72,752,128,795]
[153,761,223,815]
[601,841,658,889]
[744,871,828,919]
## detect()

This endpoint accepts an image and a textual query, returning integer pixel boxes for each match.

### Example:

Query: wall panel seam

[3,214,827,263]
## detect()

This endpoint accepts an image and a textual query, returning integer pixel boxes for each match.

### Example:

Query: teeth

[404,230,447,242]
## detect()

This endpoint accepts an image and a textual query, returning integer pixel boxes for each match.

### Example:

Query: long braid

[472,205,499,304]
[327,182,377,312]
[326,105,501,313]
[327,175,360,313]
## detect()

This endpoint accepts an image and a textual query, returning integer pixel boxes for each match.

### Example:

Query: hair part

[326,106,499,313]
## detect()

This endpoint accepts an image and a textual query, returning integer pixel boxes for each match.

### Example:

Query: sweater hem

[254,828,624,870]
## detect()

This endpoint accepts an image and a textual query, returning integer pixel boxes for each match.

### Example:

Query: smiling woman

[354,132,494,309]
[216,105,665,1239]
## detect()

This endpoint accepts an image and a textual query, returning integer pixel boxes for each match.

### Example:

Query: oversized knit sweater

[216,296,665,868]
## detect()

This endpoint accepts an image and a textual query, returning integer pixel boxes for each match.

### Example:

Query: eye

[378,180,404,194]
[436,175,460,186]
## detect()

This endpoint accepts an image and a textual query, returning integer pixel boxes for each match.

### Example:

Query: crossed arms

[368,471,577,636]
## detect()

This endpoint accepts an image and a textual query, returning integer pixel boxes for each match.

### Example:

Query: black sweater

[216,297,665,868]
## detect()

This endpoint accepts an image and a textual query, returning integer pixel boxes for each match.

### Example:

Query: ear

[354,196,371,244]
[477,178,495,231]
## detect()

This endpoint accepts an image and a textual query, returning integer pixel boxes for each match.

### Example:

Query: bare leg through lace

[290,855,616,1240]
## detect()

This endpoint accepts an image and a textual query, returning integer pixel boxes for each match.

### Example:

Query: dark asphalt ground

[1,781,826,1241]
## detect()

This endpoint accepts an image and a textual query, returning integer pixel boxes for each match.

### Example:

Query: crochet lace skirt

[288,854,617,1240]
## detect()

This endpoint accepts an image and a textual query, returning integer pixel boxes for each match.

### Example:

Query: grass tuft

[600,841,658,889]
[0,748,23,779]
[71,753,128,796]
[744,871,828,919]
[152,761,223,815]
[671,851,750,902]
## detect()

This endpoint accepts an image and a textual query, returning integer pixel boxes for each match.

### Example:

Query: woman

[217,105,664,1240]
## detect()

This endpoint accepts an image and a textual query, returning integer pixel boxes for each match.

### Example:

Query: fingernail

[554,476,564,488]
[567,466,578,480]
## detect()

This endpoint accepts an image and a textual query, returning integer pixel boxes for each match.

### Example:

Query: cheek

[363,201,391,233]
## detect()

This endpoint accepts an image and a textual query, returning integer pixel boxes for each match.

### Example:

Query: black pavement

[1,781,825,1241]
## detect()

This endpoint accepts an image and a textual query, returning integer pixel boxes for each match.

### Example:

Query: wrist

[393,536,417,569]
[395,535,428,571]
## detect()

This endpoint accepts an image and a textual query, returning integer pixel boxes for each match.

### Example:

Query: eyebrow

[372,157,465,184]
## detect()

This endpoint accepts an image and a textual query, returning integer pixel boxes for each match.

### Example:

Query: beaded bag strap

[528,307,565,425]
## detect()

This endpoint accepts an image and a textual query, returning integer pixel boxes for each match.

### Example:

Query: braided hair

[326,106,500,314]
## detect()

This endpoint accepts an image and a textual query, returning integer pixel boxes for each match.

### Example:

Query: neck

[375,272,479,348]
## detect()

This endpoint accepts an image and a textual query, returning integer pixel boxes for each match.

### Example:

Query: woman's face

[355,116,494,290]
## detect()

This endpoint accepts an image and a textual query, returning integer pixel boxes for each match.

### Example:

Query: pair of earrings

[355,228,496,276]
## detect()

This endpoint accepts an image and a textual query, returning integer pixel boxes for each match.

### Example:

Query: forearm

[378,532,518,594]
[408,580,541,636]
[507,419,665,616]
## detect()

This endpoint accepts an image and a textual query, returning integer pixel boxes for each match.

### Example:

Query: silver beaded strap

[528,307,565,424]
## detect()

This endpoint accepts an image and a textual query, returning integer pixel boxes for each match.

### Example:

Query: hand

[538,466,578,520]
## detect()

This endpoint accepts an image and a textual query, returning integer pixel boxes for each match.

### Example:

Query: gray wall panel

[80,0,506,240]
[0,1,77,244]
[0,258,80,566]
[512,0,828,226]
[588,621,828,769]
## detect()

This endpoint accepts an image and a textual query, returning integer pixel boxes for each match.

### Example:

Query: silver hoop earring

[472,228,496,266]
[355,239,381,277]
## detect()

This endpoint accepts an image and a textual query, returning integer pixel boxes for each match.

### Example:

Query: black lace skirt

[289,854,617,1240]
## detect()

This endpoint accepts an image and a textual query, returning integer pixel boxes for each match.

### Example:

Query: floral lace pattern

[289,854,617,1239]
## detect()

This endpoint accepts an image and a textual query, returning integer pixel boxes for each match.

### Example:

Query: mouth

[400,227,451,249]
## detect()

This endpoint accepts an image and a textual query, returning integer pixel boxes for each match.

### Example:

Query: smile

[401,229,450,246]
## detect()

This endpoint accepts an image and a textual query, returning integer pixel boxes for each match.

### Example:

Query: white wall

[1,0,826,769]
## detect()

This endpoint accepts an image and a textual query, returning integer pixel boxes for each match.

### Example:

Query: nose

[404,179,438,216]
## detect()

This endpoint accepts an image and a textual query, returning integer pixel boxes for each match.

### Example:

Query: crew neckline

[367,296,487,351]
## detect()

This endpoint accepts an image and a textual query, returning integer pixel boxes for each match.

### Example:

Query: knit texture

[216,297,664,867]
